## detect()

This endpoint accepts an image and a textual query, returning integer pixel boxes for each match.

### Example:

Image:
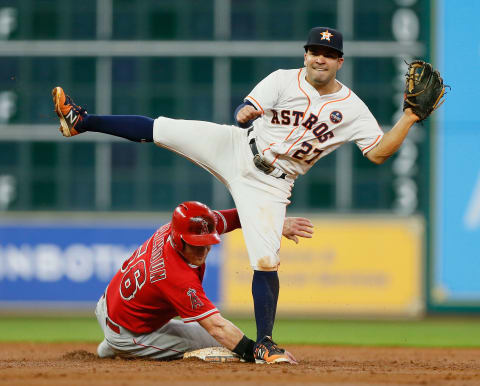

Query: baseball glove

[403,60,447,122]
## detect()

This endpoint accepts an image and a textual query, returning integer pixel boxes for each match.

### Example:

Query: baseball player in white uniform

[51,26,422,363]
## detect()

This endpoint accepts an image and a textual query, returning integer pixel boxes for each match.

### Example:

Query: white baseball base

[183,347,244,363]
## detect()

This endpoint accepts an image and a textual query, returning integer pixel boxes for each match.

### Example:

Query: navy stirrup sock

[252,270,279,342]
[77,115,154,142]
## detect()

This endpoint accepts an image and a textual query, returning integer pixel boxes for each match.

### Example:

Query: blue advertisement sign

[433,1,480,306]
[0,220,221,306]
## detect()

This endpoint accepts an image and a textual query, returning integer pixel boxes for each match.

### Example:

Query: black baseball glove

[403,60,447,122]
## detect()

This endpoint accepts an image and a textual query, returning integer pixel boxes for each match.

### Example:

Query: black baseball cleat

[52,86,87,137]
[253,336,296,364]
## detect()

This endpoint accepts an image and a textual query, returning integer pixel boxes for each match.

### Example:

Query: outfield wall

[431,0,480,311]
[0,214,423,317]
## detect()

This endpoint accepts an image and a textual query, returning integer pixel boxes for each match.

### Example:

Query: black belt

[247,128,286,179]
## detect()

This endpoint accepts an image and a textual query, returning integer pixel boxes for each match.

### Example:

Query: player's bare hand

[282,217,314,244]
[284,350,298,365]
[236,105,263,124]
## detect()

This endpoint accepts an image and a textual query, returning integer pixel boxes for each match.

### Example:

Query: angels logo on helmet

[189,217,213,235]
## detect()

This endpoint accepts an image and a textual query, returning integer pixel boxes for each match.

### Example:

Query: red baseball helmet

[171,201,221,252]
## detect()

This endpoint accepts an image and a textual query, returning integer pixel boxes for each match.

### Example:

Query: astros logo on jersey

[187,288,204,310]
[330,111,343,124]
[320,30,333,41]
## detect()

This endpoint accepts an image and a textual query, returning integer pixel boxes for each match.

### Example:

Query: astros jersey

[106,211,232,334]
[245,68,384,176]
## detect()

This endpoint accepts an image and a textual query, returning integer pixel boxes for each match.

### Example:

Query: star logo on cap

[320,30,333,41]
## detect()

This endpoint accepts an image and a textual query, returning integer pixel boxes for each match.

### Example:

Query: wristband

[232,335,255,362]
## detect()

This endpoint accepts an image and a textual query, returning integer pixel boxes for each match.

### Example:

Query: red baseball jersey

[106,209,239,334]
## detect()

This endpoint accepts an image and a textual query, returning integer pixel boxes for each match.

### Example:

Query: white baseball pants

[153,117,294,270]
[95,294,219,360]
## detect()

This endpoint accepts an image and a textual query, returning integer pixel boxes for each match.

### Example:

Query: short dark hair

[304,46,343,58]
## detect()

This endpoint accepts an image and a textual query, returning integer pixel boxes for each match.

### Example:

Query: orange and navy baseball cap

[304,27,343,56]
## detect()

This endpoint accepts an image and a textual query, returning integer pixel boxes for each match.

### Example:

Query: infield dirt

[1,343,479,385]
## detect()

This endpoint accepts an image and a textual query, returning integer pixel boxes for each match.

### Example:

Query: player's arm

[235,70,282,127]
[173,282,255,361]
[365,108,419,165]
[215,208,314,243]
[198,313,255,362]
[234,100,262,127]
[214,209,241,234]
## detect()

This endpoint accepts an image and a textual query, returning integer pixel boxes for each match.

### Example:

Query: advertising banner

[0,219,221,307]
[1,215,420,315]
[223,217,423,317]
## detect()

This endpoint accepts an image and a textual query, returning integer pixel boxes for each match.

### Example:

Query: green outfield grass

[1,316,479,347]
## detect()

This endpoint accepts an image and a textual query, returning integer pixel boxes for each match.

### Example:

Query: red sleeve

[213,209,241,234]
[165,279,219,323]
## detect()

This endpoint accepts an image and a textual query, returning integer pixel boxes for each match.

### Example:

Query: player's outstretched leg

[51,86,154,142]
